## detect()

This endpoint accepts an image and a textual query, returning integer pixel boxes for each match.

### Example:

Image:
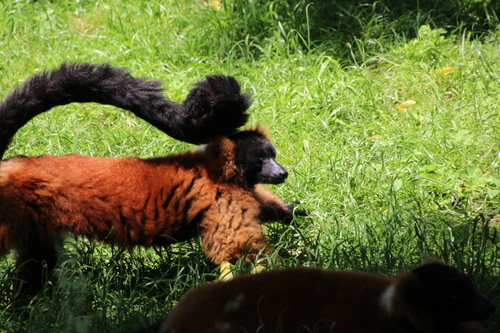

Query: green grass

[1,0,500,332]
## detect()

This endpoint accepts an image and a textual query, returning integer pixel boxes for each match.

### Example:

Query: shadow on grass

[223,0,499,59]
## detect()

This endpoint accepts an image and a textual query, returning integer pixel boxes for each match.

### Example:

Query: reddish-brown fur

[145,263,495,333]
[0,127,295,295]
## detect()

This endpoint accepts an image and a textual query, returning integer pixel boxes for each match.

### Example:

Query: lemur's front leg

[254,185,306,224]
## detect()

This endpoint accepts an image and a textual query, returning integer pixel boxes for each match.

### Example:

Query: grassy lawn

[1,0,499,332]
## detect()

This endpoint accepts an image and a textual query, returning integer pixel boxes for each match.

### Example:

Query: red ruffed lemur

[137,262,496,333]
[0,63,305,296]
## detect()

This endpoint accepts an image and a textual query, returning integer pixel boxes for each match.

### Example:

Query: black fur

[0,63,250,158]
[228,130,288,186]
[410,263,496,329]
[228,130,306,223]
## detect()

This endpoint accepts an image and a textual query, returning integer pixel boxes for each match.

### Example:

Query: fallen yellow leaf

[396,100,416,113]
[439,67,453,75]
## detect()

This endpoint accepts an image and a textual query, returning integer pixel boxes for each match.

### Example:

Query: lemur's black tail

[0,63,250,158]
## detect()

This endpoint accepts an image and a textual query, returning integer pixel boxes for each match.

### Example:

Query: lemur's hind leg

[200,194,271,281]
[13,231,63,298]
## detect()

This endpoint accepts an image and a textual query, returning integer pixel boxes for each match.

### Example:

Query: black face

[228,130,288,186]
[412,263,496,328]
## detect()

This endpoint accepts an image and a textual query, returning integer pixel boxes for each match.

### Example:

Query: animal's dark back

[161,268,392,332]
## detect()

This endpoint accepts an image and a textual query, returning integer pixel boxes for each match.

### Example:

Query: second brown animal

[138,262,496,333]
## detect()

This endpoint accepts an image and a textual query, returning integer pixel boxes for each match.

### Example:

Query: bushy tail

[0,63,250,158]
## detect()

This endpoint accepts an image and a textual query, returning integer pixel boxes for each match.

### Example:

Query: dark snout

[259,159,288,184]
[473,293,496,321]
